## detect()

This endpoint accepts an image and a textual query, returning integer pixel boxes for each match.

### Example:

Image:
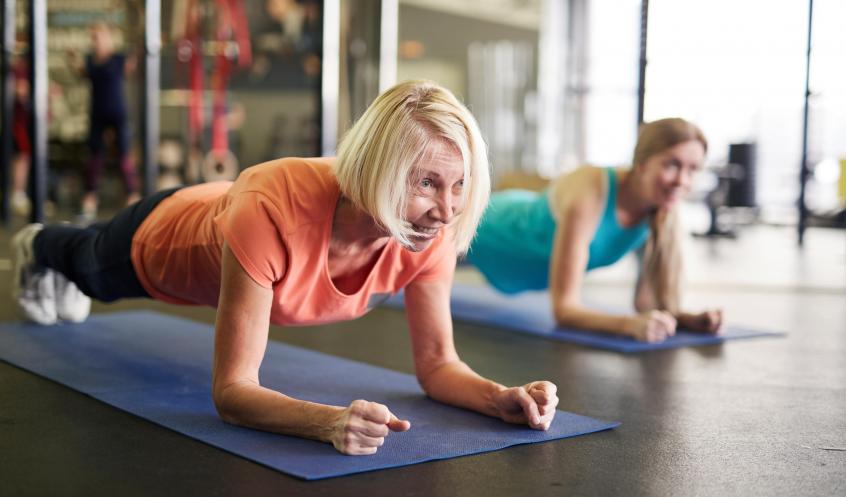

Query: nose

[677,167,694,190]
[431,189,457,224]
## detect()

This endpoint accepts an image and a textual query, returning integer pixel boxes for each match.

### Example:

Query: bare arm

[633,247,655,312]
[212,243,408,454]
[549,169,675,341]
[549,203,633,334]
[212,242,340,438]
[405,276,558,430]
[549,172,635,334]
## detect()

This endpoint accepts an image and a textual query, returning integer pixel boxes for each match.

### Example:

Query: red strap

[210,0,231,153]
[210,53,229,153]
[229,0,252,68]
[183,0,204,146]
[179,0,252,155]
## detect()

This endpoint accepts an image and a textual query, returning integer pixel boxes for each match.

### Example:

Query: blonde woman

[11,81,558,454]
[467,118,722,343]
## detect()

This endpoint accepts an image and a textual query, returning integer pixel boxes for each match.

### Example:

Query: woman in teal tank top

[467,118,723,343]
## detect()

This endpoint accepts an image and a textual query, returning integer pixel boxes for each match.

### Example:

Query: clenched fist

[629,310,677,342]
[492,381,558,430]
[330,399,411,455]
[681,309,723,334]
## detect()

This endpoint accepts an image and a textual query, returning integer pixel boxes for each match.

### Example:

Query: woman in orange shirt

[11,81,558,455]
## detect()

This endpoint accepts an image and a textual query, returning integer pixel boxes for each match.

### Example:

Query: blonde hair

[635,118,707,313]
[334,80,490,254]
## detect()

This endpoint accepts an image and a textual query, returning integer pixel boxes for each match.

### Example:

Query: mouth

[411,223,439,239]
[663,189,683,203]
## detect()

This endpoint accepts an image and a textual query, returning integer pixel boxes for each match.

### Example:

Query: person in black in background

[69,21,141,221]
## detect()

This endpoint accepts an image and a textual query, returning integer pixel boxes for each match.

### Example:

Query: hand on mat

[493,381,558,431]
[331,399,411,455]
[681,309,723,334]
[630,310,677,342]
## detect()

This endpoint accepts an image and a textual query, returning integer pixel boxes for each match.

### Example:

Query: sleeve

[412,232,457,283]
[214,191,289,288]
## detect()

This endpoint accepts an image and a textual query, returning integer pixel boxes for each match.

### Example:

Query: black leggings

[86,113,138,193]
[34,187,181,302]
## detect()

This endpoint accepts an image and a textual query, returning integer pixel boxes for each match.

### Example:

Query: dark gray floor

[1,227,844,497]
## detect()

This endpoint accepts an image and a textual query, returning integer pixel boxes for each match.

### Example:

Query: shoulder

[233,157,336,193]
[229,157,339,223]
[549,165,606,220]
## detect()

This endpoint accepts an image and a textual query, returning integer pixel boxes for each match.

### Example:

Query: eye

[664,159,681,171]
[420,178,434,189]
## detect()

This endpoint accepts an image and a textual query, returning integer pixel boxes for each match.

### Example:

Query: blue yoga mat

[383,284,784,353]
[0,311,618,480]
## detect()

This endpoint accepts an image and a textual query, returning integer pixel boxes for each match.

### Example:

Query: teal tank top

[467,168,650,294]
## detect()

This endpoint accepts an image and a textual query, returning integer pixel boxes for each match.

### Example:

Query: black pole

[1,0,15,224]
[636,0,649,126]
[28,0,47,223]
[141,0,161,195]
[798,0,814,246]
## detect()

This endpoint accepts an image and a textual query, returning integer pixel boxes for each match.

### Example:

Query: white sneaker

[54,271,91,323]
[10,191,31,217]
[11,224,58,325]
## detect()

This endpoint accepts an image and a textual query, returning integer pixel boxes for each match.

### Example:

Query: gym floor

[1,222,844,497]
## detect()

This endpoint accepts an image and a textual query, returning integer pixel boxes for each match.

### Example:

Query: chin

[404,237,434,253]
[660,193,684,209]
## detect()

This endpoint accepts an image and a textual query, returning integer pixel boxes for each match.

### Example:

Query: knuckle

[373,404,390,423]
[343,433,357,446]
[350,399,367,416]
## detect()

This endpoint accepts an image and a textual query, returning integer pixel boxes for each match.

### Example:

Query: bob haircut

[334,80,490,254]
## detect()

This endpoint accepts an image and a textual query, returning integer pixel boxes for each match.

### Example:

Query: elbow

[415,359,458,398]
[416,368,438,397]
[417,378,434,398]
[553,303,579,327]
[212,382,245,426]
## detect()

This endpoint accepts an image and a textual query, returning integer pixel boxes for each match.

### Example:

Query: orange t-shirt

[131,157,456,326]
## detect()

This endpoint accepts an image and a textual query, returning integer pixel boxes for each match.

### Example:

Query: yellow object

[840,158,846,205]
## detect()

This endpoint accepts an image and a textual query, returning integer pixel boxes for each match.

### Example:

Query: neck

[331,196,390,253]
[617,168,656,222]
[94,48,112,61]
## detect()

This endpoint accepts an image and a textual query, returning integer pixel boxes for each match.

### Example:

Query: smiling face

[403,145,466,252]
[637,139,705,209]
